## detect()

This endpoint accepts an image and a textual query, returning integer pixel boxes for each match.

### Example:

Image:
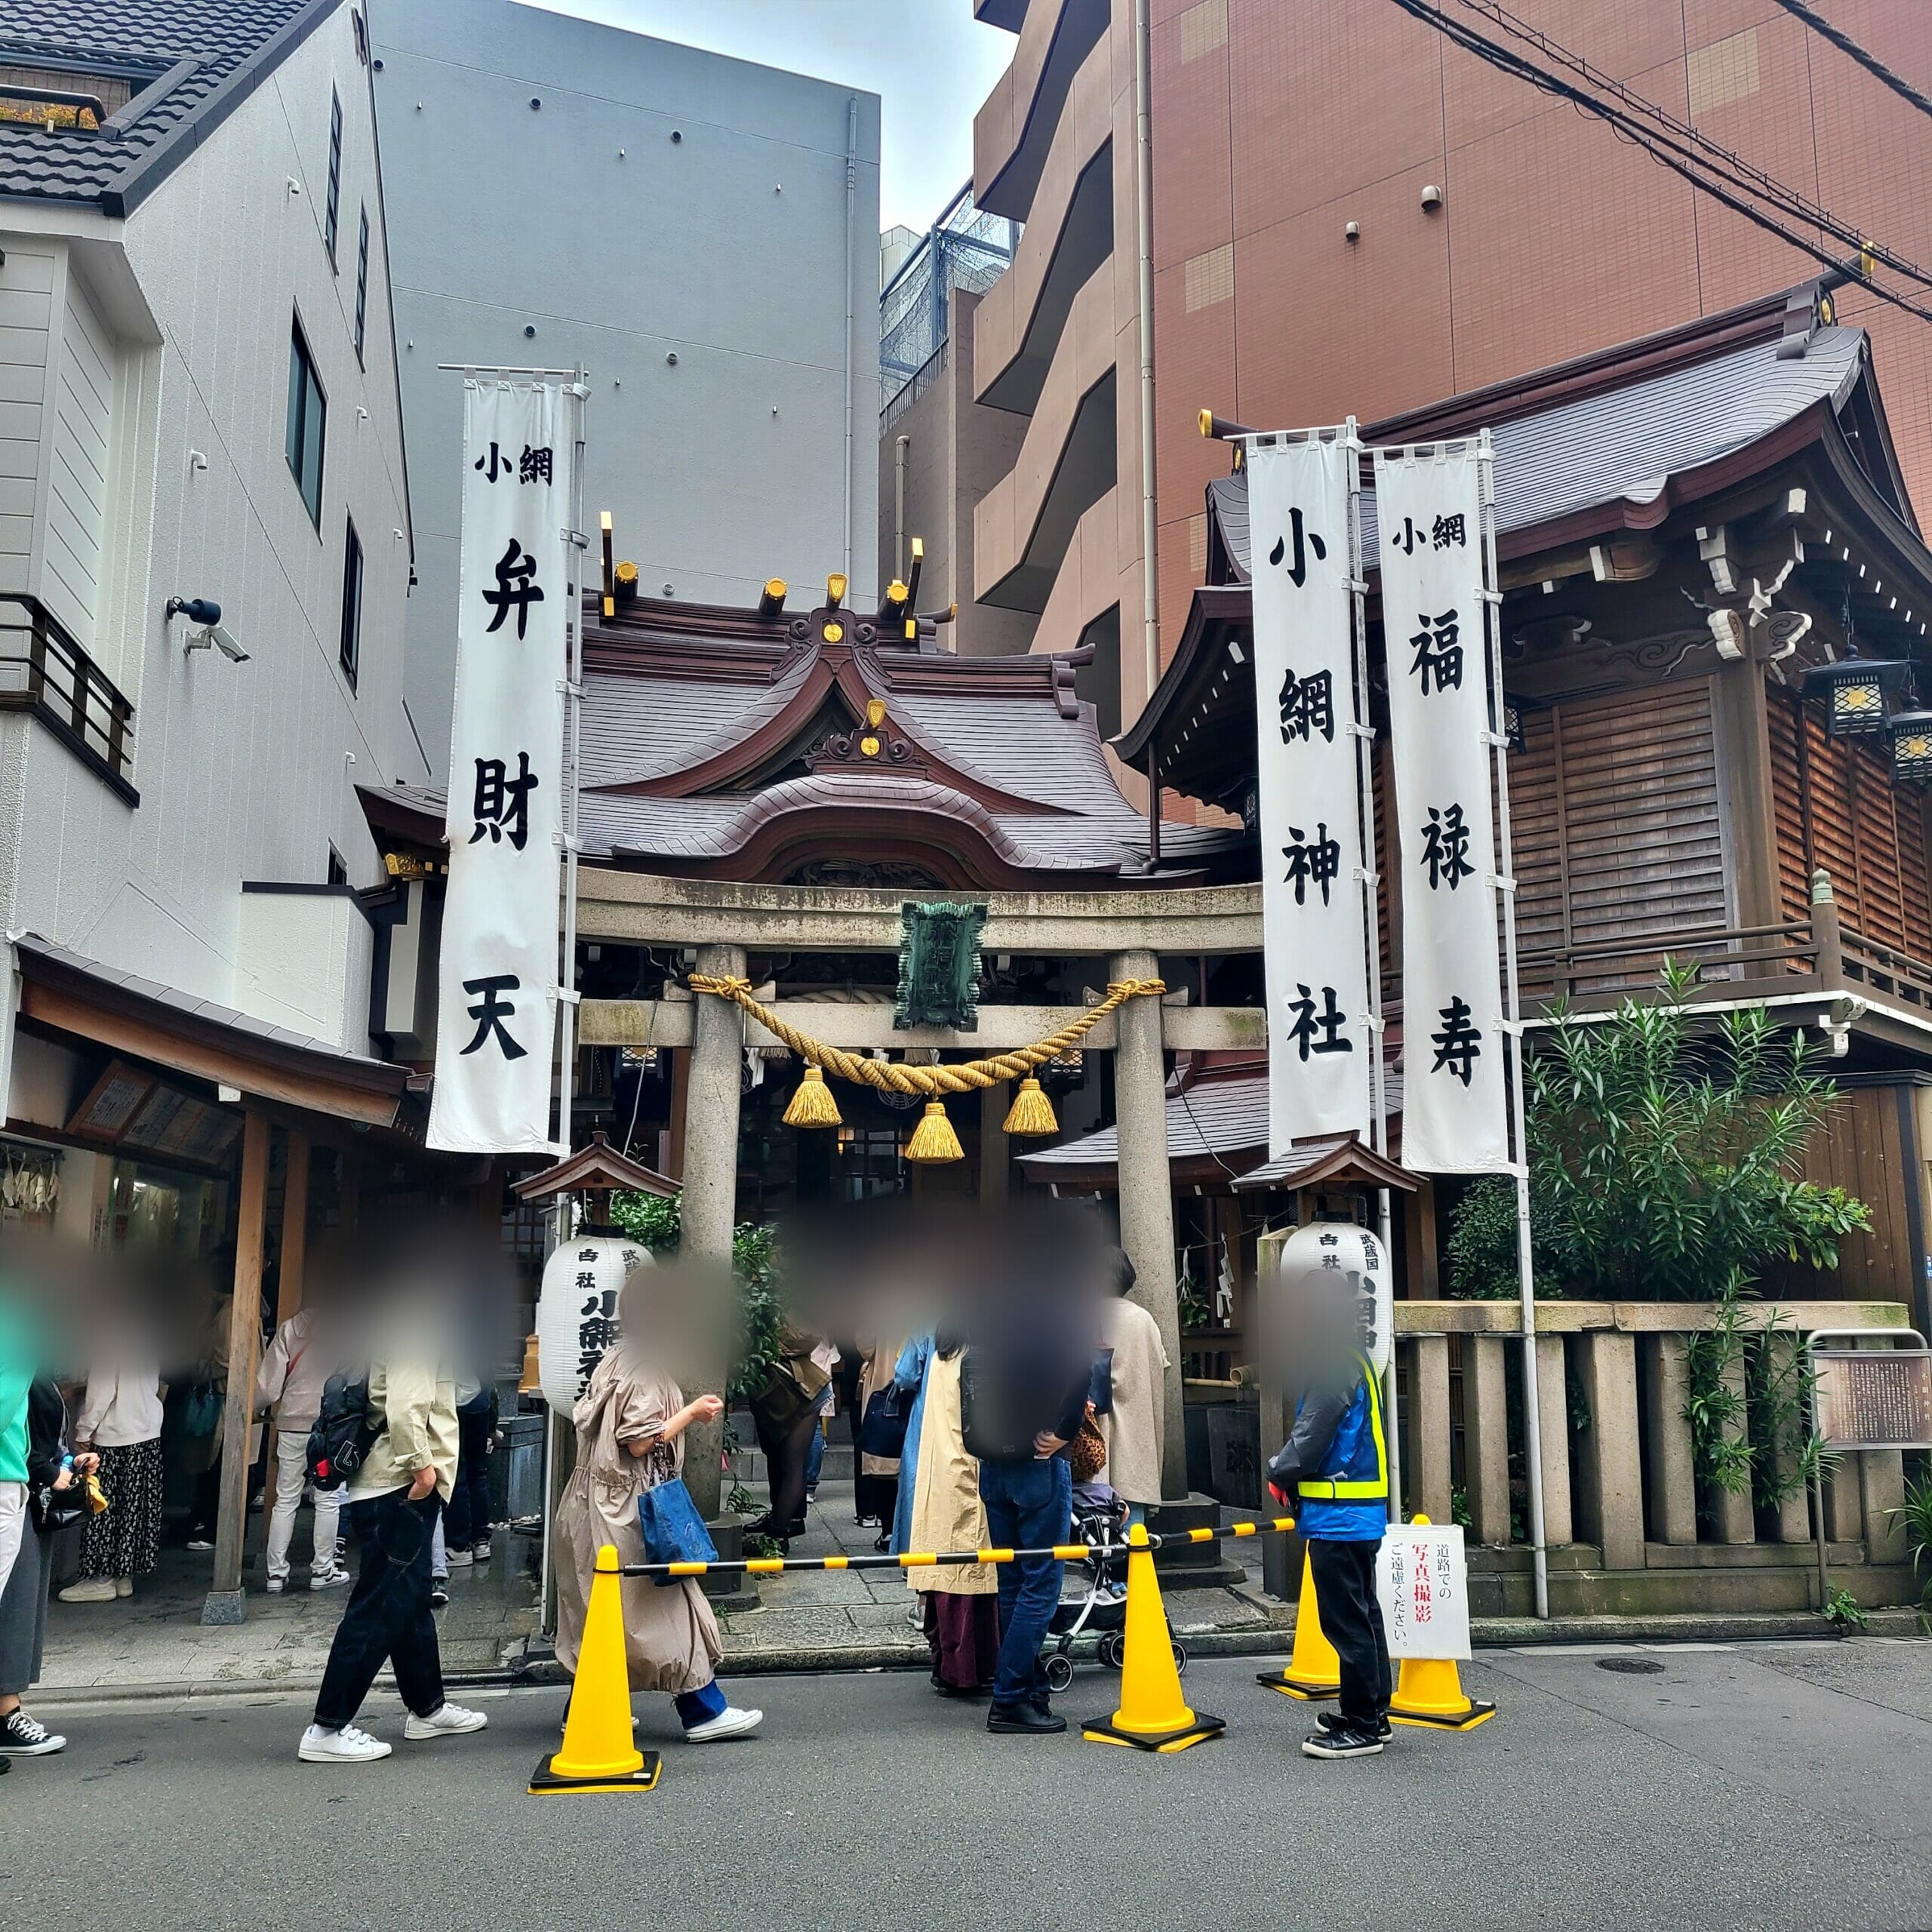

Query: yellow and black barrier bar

[618,1515,1299,1580]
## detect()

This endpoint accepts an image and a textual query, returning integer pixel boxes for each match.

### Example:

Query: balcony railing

[0,594,137,804]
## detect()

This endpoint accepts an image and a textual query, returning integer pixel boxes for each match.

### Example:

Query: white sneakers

[299,1723,391,1764]
[266,1577,285,1594]
[401,1702,488,1741]
[309,1564,350,1590]
[683,1706,764,1743]
[300,1703,487,1762]
[445,1547,474,1569]
[57,1577,118,1604]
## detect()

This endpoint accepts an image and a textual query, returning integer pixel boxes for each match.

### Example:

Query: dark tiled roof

[1017,1065,1406,1176]
[0,0,331,211]
[1207,325,1868,583]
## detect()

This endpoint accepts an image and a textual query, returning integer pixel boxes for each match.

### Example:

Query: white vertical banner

[428,380,575,1155]
[1250,430,1374,1155]
[1374,442,1510,1173]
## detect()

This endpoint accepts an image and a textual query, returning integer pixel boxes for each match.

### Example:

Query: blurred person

[63,1321,165,1604]
[1094,1249,1170,1526]
[740,1322,830,1548]
[299,1241,488,1765]
[552,1271,761,1744]
[255,1303,349,1592]
[960,1214,1099,1735]
[0,1375,98,1758]
[442,1377,498,1567]
[853,1332,903,1545]
[183,1249,238,1552]
[801,1340,838,1509]
[898,1328,998,1697]
[1266,1266,1392,1761]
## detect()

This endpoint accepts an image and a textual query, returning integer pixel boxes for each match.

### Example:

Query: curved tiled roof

[1207,325,1869,582]
[0,0,331,211]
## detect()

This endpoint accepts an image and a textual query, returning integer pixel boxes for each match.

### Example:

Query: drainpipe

[894,432,910,583]
[843,96,859,588]
[1132,0,1160,707]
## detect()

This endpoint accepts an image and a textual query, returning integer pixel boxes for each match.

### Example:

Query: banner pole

[540,368,589,1632]
[1480,428,1550,1621]
[1345,420,1401,1521]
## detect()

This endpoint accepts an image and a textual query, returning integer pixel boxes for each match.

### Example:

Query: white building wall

[0,242,54,610]
[368,0,881,775]
[0,3,417,1043]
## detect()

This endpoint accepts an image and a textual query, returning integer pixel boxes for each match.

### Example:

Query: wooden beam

[203,1110,272,1624]
[18,983,402,1127]
[580,998,1270,1054]
[278,1126,310,1335]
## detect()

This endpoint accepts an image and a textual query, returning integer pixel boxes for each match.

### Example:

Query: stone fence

[1189,1298,1923,1617]
[1392,1299,1918,1617]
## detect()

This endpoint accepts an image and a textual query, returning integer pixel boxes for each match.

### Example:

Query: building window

[325,88,343,263]
[354,206,369,365]
[285,318,325,527]
[327,846,348,886]
[339,515,363,685]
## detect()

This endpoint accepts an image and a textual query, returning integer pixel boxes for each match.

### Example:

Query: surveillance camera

[208,623,251,664]
[166,595,222,627]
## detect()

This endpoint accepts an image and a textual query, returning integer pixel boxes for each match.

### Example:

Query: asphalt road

[5,1641,1930,1932]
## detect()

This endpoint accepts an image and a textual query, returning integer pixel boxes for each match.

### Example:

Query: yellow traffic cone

[530,1544,663,1794]
[1259,1547,1340,1700]
[1389,1652,1496,1730]
[1083,1522,1224,1752]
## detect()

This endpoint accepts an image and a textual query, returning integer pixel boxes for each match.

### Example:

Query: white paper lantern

[535,1229,654,1415]
[1275,1220,1392,1374]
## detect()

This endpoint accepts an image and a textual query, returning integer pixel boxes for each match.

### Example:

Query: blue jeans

[977,1457,1072,1707]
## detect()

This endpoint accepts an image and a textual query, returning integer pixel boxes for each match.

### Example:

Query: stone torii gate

[573,866,1265,1519]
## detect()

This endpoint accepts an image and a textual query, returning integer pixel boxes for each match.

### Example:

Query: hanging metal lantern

[1802,648,1915,737]
[534,1227,652,1415]
[1890,709,1932,785]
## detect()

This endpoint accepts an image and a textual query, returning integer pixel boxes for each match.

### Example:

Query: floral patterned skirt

[79,1438,164,1580]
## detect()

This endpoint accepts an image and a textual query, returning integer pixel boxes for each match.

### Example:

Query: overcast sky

[530,0,1015,233]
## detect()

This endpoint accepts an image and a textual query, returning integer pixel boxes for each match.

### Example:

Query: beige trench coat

[904,1349,995,1595]
[553,1343,723,1694]
[1097,1297,1170,1506]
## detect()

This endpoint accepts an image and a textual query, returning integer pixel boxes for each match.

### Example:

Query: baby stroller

[1038,1483,1188,1692]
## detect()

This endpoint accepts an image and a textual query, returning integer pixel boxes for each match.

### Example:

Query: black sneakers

[0,1709,65,1755]
[1317,1707,1393,1742]
[1302,1719,1385,1759]
[987,1700,1066,1735]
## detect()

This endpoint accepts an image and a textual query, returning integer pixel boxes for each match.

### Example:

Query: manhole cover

[1596,1657,1665,1675]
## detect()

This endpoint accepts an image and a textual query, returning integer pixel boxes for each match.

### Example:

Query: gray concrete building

[368,0,880,775]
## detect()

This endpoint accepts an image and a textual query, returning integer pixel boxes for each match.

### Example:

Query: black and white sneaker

[0,1709,66,1755]
[1301,1720,1384,1759]
[1317,1708,1392,1742]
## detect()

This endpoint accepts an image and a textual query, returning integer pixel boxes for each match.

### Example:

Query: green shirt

[0,1304,33,1485]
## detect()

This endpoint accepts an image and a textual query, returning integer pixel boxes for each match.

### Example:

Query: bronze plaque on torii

[1812,1351,1932,1451]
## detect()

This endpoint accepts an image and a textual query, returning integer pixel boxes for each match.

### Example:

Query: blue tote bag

[636,1477,718,1586]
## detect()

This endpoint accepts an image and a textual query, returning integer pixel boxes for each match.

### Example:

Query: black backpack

[306,1372,380,1489]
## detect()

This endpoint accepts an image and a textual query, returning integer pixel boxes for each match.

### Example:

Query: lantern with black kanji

[1890,709,1932,785]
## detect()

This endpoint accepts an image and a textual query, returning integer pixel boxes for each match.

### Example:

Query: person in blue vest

[1267,1285,1392,1761]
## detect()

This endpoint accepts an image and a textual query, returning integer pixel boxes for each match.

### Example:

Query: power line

[1384,0,1932,331]
[1770,0,1932,126]
[1447,0,1932,294]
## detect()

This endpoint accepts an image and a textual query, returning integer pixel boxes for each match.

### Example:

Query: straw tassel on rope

[904,1100,964,1164]
[1001,1076,1057,1137]
[782,1063,841,1128]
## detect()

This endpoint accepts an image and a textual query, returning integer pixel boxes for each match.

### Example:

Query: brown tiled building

[947,0,1932,739]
